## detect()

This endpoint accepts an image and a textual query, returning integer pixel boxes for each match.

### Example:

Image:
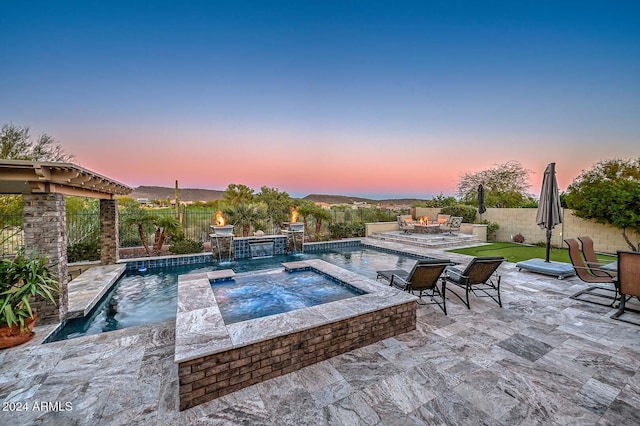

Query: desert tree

[1,123,74,162]
[255,186,292,232]
[1,123,76,247]
[565,158,640,251]
[457,161,534,208]
[223,184,255,206]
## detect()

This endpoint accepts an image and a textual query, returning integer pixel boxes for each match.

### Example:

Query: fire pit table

[410,224,442,234]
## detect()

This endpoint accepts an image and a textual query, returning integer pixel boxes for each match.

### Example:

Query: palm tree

[296,201,316,235]
[153,215,182,255]
[121,205,157,256]
[312,206,332,236]
[224,203,267,237]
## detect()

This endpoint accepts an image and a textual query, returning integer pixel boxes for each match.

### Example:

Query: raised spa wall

[174,259,417,411]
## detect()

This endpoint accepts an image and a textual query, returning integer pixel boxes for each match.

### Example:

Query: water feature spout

[283,222,305,254]
[211,224,235,263]
[248,239,275,259]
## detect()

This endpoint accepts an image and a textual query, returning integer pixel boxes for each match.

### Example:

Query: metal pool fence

[1,207,406,256]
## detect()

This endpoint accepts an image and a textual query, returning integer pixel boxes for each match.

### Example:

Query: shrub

[351,222,366,237]
[513,233,526,243]
[480,220,500,241]
[329,223,365,239]
[119,237,143,248]
[67,240,100,263]
[329,223,351,239]
[169,238,203,254]
[440,205,477,224]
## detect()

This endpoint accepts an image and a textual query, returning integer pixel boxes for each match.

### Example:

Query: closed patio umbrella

[478,184,486,221]
[536,162,563,262]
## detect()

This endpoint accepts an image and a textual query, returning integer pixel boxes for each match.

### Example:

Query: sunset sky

[1,1,638,199]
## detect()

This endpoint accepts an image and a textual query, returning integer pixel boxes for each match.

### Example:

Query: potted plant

[0,249,60,349]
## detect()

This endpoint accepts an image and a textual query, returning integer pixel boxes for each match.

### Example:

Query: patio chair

[436,214,451,225]
[397,215,415,233]
[610,251,640,325]
[440,216,463,235]
[565,238,617,307]
[444,256,504,309]
[376,259,451,314]
[577,236,614,278]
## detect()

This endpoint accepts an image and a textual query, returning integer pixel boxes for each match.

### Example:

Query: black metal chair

[377,259,451,314]
[611,251,640,325]
[444,256,504,309]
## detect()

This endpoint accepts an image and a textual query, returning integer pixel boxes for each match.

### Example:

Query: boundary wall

[414,207,638,254]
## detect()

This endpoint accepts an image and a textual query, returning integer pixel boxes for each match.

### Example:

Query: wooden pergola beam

[0,160,133,197]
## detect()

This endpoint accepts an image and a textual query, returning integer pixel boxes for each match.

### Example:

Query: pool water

[212,269,364,324]
[49,247,427,341]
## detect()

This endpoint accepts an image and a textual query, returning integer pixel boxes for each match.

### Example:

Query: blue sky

[1,1,639,198]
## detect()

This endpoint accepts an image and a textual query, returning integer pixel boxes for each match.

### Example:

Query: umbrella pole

[545,163,556,263]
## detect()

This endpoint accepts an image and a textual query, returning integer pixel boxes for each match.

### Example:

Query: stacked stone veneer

[175,259,417,411]
[23,193,68,324]
[178,302,414,410]
[285,231,304,254]
[211,235,234,261]
[99,199,119,264]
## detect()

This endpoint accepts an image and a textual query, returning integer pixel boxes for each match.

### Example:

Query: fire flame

[215,211,226,226]
[418,216,429,224]
[291,208,299,223]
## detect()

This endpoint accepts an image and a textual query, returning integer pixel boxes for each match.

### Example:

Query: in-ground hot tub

[174,259,417,410]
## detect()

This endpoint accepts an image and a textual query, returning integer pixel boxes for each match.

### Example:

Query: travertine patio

[1,238,639,425]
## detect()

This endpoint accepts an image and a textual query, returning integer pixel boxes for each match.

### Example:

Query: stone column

[100,199,119,264]
[23,193,69,324]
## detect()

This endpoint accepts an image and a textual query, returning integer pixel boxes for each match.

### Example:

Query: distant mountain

[129,186,225,202]
[128,186,426,206]
[303,194,427,206]
[302,194,375,204]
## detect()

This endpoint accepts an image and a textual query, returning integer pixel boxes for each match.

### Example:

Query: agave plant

[0,249,59,330]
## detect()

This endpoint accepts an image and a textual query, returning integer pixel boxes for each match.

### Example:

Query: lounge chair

[440,216,463,235]
[397,215,415,233]
[611,251,640,325]
[577,236,613,278]
[444,256,504,309]
[376,259,451,314]
[565,238,617,307]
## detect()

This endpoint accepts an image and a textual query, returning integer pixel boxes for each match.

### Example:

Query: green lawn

[447,242,617,264]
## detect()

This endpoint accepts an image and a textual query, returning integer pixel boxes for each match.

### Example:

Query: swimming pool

[49,247,429,341]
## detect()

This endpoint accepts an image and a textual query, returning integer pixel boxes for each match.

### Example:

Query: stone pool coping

[67,264,127,319]
[174,258,417,364]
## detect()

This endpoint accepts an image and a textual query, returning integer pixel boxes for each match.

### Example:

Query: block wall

[415,207,638,253]
[482,208,639,254]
